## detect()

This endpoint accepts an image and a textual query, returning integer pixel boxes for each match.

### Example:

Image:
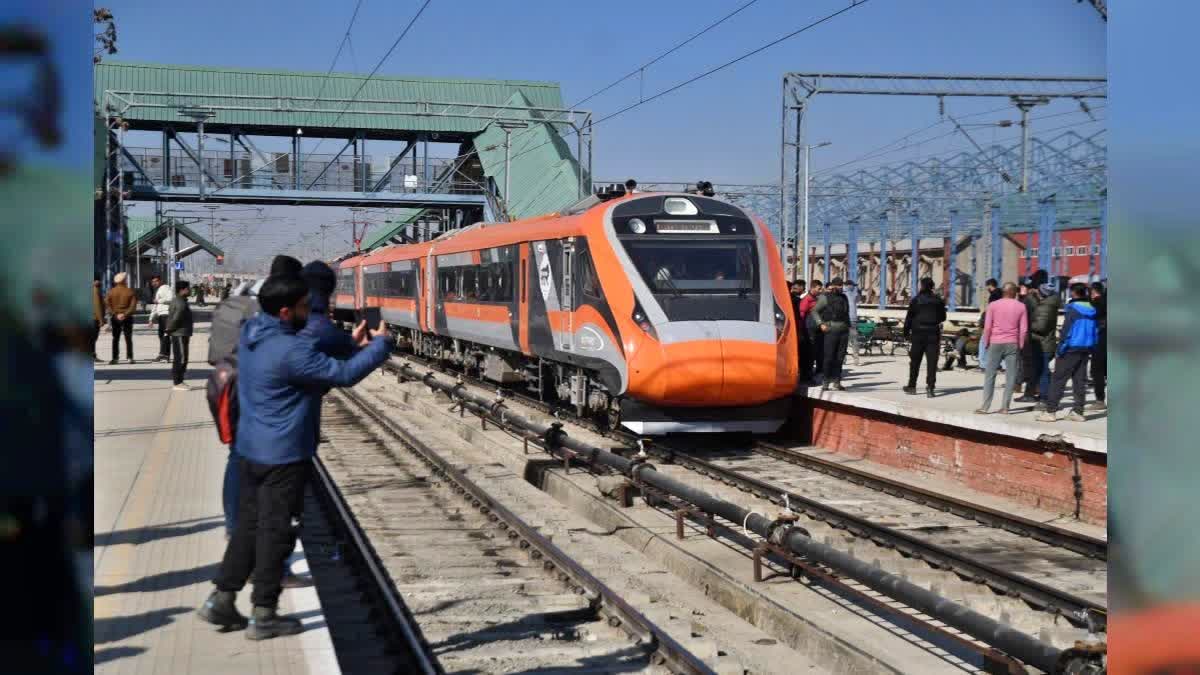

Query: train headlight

[628,218,647,234]
[663,197,698,216]
[632,300,658,341]
[774,301,789,342]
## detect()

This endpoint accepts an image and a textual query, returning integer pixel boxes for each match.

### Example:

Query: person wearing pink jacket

[976,282,1028,414]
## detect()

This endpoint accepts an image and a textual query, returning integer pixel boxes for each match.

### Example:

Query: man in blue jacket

[1037,283,1099,422]
[198,273,390,639]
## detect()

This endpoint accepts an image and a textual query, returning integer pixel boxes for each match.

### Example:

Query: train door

[560,238,575,352]
[518,243,531,354]
[354,265,364,316]
[416,258,427,332]
[425,249,436,333]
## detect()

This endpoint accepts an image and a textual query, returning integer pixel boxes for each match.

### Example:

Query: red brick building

[1014,227,1105,279]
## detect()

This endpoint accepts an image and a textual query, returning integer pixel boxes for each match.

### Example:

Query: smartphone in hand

[361,307,382,330]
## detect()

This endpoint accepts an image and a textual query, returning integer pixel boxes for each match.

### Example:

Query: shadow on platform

[94,366,214,382]
[94,646,147,666]
[95,562,221,598]
[95,606,191,645]
[96,516,223,548]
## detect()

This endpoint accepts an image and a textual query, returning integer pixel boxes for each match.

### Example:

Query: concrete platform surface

[800,352,1107,454]
[94,320,339,674]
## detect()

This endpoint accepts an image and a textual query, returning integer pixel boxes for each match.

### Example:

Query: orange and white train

[334,190,798,434]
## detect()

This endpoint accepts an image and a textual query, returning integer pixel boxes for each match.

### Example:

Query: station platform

[791,352,1108,524]
[94,318,339,673]
[804,352,1107,453]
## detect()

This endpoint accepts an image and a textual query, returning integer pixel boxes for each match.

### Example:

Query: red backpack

[205,354,239,444]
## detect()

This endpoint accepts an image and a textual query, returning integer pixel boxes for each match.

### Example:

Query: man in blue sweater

[1037,283,1099,423]
[198,274,390,639]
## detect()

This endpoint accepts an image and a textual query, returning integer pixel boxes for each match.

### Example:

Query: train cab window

[577,250,602,301]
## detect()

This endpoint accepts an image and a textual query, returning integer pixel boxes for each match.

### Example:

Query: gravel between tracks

[327,384,817,674]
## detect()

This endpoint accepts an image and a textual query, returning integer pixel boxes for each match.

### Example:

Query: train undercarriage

[395,327,624,430]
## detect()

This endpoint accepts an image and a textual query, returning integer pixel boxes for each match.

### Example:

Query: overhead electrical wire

[572,0,762,109]
[456,0,875,187]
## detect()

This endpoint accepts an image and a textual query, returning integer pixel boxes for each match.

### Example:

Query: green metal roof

[474,92,589,220]
[126,215,158,247]
[125,215,224,259]
[95,61,568,139]
[360,209,425,250]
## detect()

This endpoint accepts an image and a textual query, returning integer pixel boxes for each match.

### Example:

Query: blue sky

[105,0,1105,184]
[100,0,1112,269]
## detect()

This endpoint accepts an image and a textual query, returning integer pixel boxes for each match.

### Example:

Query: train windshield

[624,239,760,321]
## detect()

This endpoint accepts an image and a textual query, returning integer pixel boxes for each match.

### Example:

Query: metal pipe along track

[393,361,1106,675]
[334,386,717,675]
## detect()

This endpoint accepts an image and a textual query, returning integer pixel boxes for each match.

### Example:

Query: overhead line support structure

[780,73,1106,297]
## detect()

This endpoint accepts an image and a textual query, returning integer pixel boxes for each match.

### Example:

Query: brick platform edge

[790,399,1107,526]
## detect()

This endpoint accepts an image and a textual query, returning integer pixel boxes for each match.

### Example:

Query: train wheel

[603,401,622,434]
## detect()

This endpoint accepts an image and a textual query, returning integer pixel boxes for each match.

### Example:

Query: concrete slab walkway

[94,318,340,674]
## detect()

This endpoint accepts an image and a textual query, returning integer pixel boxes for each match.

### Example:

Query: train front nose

[648,322,792,407]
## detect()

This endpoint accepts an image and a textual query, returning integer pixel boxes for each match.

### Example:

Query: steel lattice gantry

[618,124,1106,310]
[777,71,1107,307]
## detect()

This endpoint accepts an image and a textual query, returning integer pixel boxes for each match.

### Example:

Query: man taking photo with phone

[197,272,391,639]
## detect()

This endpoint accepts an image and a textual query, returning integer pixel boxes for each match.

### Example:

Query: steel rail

[335,387,716,675]
[639,436,1107,633]
[381,354,1105,631]
[309,453,442,675]
[388,362,1105,675]
[754,440,1107,560]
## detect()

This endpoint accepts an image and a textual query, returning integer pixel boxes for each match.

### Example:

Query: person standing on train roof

[198,273,391,639]
[147,274,173,362]
[625,178,638,194]
[814,277,852,392]
[903,276,947,398]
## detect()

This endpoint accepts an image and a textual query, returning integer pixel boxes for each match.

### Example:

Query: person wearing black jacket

[165,280,195,390]
[813,278,852,391]
[903,277,947,397]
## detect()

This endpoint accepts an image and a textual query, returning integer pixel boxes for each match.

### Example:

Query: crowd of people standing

[787,268,1107,426]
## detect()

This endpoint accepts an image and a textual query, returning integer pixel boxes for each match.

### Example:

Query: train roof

[336,191,750,267]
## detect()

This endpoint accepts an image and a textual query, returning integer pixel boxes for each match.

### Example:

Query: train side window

[461,266,479,300]
[520,259,527,302]
[489,261,513,302]
[439,267,459,300]
[578,251,602,300]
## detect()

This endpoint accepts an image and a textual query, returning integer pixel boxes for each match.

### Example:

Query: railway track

[305,455,440,674]
[634,437,1108,633]
[381,356,1107,672]
[316,387,713,674]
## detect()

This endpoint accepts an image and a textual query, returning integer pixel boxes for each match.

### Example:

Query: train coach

[333,188,798,434]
